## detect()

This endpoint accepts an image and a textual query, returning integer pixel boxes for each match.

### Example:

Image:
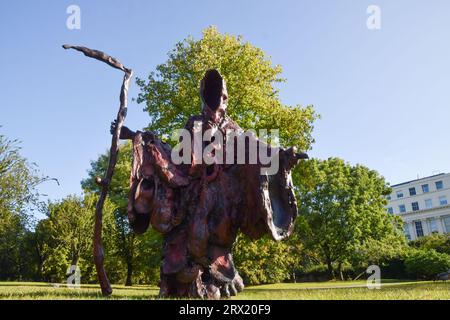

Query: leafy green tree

[136,26,317,149]
[233,234,302,285]
[27,218,54,281]
[47,195,94,267]
[409,233,450,255]
[296,158,406,279]
[38,194,116,283]
[134,26,318,284]
[405,249,450,279]
[0,132,41,217]
[0,131,41,280]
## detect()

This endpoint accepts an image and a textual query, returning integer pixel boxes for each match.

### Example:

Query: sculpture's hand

[283,146,308,171]
[111,119,135,140]
[110,120,117,135]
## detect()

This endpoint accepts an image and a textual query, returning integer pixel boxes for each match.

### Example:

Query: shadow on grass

[0,282,158,291]
[0,290,160,300]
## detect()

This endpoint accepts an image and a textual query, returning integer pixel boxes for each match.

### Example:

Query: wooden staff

[63,44,133,296]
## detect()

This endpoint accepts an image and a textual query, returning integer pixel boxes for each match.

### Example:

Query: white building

[387,173,450,241]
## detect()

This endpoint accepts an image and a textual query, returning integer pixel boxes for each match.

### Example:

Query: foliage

[81,142,162,285]
[0,132,41,218]
[29,218,57,281]
[404,249,450,280]
[409,233,450,255]
[233,234,301,285]
[295,157,407,278]
[134,26,319,285]
[0,131,41,280]
[36,194,117,283]
[136,26,318,149]
[81,142,133,209]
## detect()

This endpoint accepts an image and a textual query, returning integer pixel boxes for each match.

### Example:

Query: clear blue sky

[1,1,449,209]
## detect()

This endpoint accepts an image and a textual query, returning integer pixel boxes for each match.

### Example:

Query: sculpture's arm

[111,120,136,140]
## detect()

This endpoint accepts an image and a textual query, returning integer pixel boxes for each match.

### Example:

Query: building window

[435,180,444,190]
[425,199,433,209]
[396,190,404,199]
[444,216,450,233]
[415,221,424,237]
[439,196,448,206]
[429,219,439,233]
[409,187,416,196]
[404,224,411,241]
[412,202,420,211]
[422,184,429,193]
[387,195,391,200]
[387,207,394,214]
[399,204,406,213]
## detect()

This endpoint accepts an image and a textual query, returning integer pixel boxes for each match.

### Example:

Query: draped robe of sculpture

[124,69,307,299]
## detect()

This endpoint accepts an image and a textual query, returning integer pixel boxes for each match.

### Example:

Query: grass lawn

[0,280,448,300]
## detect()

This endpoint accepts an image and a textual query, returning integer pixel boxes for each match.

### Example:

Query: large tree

[46,195,97,267]
[134,26,318,284]
[295,158,406,279]
[409,233,450,255]
[36,194,118,283]
[136,26,317,149]
[28,218,54,281]
[0,131,41,280]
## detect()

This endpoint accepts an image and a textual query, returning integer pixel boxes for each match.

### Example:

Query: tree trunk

[71,255,79,267]
[125,261,133,286]
[37,259,44,282]
[326,258,335,279]
[338,262,344,281]
[35,242,46,282]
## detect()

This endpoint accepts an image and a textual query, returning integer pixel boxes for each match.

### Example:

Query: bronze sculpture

[120,69,308,299]
[64,45,308,299]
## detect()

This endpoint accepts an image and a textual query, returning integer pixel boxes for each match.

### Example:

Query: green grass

[0,280,448,300]
[242,280,450,300]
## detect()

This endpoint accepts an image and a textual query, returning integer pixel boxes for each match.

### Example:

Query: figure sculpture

[117,69,308,299]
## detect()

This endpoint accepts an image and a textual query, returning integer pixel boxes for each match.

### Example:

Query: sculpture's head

[200,69,228,123]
